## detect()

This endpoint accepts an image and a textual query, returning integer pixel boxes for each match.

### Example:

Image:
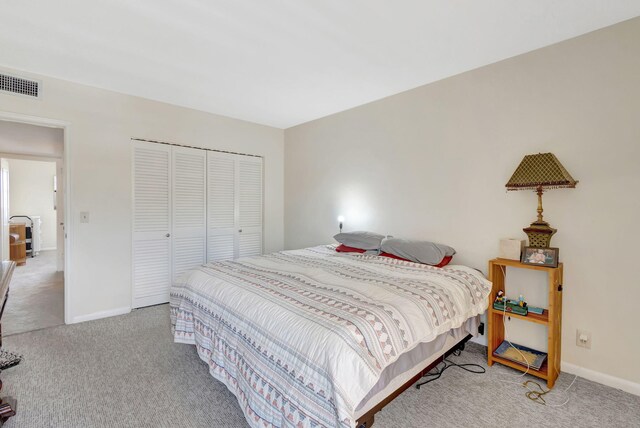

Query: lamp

[506,153,578,248]
[337,215,345,233]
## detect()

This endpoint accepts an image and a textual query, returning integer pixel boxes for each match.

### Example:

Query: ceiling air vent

[0,73,40,98]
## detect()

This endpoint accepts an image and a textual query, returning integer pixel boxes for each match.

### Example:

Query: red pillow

[336,244,366,253]
[380,252,453,268]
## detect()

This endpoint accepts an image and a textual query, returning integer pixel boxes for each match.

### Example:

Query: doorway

[0,119,65,335]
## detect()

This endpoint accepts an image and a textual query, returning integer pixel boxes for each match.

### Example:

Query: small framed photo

[521,247,559,268]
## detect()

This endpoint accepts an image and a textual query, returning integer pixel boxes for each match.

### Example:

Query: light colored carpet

[1,304,639,428]
[3,250,64,336]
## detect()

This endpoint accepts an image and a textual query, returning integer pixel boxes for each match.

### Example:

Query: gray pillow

[333,231,385,251]
[380,238,456,265]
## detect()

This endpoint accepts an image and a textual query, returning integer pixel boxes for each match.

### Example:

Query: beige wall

[285,18,640,384]
[8,158,58,250]
[0,120,63,158]
[0,68,284,323]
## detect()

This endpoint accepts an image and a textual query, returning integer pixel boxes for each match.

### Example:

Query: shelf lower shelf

[490,353,549,379]
[488,307,549,325]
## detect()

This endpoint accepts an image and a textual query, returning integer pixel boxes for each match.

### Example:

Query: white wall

[285,18,640,386]
[8,158,58,250]
[0,69,285,323]
[0,121,63,158]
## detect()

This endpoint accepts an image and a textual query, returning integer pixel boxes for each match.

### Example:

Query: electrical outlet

[576,329,592,349]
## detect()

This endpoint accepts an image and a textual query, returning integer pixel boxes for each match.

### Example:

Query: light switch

[80,212,90,223]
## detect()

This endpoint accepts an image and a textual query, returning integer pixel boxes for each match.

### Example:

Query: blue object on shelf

[528,306,544,315]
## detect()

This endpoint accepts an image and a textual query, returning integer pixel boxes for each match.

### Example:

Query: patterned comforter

[170,245,491,428]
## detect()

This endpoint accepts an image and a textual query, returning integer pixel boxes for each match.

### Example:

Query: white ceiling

[1,1,639,128]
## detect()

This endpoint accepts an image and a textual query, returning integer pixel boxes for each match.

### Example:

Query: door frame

[0,111,72,325]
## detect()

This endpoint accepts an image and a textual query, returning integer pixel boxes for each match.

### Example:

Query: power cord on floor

[415,348,485,389]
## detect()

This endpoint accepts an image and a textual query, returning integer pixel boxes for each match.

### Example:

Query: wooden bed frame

[355,333,474,428]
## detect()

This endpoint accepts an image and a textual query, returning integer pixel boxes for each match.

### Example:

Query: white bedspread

[170,245,491,427]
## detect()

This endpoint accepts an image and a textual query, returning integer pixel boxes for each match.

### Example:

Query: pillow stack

[333,231,455,267]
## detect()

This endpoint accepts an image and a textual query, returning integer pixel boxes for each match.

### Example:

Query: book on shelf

[528,306,544,315]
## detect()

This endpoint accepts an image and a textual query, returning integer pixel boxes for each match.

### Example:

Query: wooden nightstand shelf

[487,258,563,388]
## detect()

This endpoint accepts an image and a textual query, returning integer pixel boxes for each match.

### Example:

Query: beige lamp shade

[506,153,578,248]
[506,153,578,190]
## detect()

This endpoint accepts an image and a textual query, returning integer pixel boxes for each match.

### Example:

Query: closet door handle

[165,233,170,238]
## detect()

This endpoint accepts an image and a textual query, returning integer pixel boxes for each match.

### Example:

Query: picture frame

[521,246,559,268]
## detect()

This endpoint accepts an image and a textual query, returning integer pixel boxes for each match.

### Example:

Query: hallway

[3,250,63,336]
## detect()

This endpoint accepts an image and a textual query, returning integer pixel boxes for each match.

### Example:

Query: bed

[170,245,491,428]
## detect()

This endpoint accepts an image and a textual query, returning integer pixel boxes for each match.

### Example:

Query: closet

[132,140,263,309]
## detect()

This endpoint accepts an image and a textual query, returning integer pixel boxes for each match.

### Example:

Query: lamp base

[523,221,556,248]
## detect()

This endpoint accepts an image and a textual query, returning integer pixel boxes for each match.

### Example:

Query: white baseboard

[470,335,487,346]
[40,246,57,251]
[71,306,131,324]
[561,361,640,396]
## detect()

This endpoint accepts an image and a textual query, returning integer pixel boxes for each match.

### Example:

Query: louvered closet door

[132,141,172,308]
[207,151,237,261]
[172,146,206,281]
[237,156,263,258]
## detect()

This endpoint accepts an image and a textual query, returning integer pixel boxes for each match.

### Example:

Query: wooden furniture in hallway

[8,224,26,266]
